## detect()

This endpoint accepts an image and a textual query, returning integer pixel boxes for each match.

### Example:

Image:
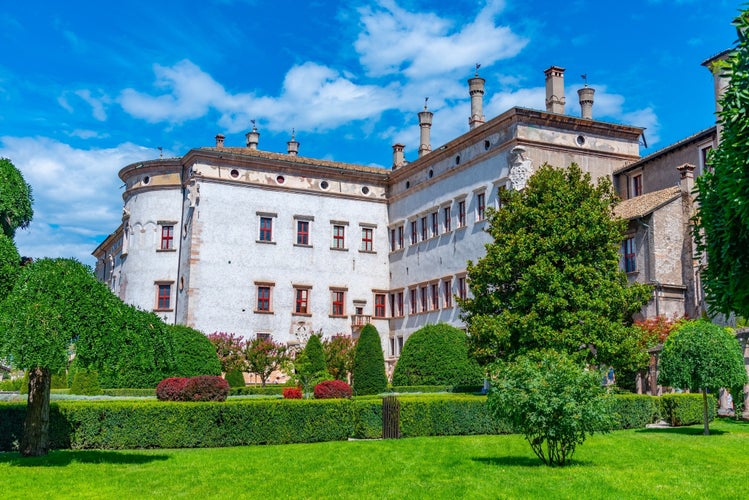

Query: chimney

[468,65,486,129]
[418,99,433,158]
[677,163,696,195]
[215,133,225,148]
[245,122,260,150]
[287,129,299,156]
[577,86,595,119]
[544,66,566,114]
[392,144,405,169]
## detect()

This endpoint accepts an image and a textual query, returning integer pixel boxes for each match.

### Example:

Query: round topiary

[225,369,246,387]
[156,377,190,401]
[304,334,327,377]
[70,369,103,395]
[352,324,387,396]
[392,323,483,387]
[181,375,230,402]
[168,325,222,378]
[314,379,352,399]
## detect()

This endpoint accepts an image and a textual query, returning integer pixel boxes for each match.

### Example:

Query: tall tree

[0,258,120,456]
[695,8,749,318]
[0,158,33,238]
[460,164,651,370]
[352,324,387,396]
[658,320,747,435]
[244,336,288,387]
[0,234,20,300]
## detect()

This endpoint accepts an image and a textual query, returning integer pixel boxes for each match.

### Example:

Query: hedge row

[388,385,484,394]
[230,386,286,396]
[0,393,714,451]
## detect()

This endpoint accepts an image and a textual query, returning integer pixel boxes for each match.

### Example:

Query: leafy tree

[167,325,221,378]
[206,331,245,374]
[0,234,20,300]
[352,324,387,396]
[323,334,355,381]
[392,323,483,387]
[292,334,329,397]
[487,350,612,466]
[0,258,120,456]
[244,337,288,387]
[695,8,749,318]
[0,157,33,238]
[658,320,747,435]
[304,333,326,376]
[460,164,651,370]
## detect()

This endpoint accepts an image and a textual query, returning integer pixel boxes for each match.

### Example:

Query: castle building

[93,65,710,372]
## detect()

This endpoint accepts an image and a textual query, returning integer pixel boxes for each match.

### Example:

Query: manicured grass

[2,419,747,499]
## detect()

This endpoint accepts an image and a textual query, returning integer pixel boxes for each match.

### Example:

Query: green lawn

[2,419,747,499]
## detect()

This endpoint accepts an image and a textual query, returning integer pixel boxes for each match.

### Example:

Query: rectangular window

[410,288,417,314]
[431,283,439,311]
[296,220,309,245]
[411,221,418,244]
[443,206,451,232]
[457,276,467,300]
[332,225,346,249]
[458,200,466,227]
[390,228,396,252]
[477,192,486,221]
[331,290,346,316]
[294,287,310,314]
[421,216,428,241]
[389,293,396,318]
[156,283,172,310]
[398,225,404,248]
[259,217,273,242]
[256,332,271,341]
[361,227,374,252]
[257,285,271,312]
[397,291,404,316]
[623,238,636,273]
[443,279,453,308]
[632,174,643,197]
[431,212,439,237]
[390,338,396,357]
[374,293,386,318]
[420,286,428,313]
[160,225,174,250]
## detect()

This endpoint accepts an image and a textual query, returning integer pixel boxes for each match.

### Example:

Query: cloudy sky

[0,0,741,266]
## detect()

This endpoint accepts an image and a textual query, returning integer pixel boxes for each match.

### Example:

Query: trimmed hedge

[398,395,510,437]
[70,370,102,396]
[230,385,286,396]
[102,388,155,397]
[609,394,660,430]
[661,393,716,426]
[352,324,387,395]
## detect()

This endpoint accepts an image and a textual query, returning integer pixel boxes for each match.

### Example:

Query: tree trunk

[20,366,51,457]
[702,389,710,436]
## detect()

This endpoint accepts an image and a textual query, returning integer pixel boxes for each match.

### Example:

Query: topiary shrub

[50,370,68,390]
[181,375,229,402]
[70,370,102,396]
[392,323,484,387]
[225,369,246,388]
[352,324,387,396]
[156,377,190,401]
[314,380,352,399]
[168,325,222,378]
[283,387,303,399]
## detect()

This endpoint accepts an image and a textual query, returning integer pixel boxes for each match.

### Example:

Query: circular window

[230,169,239,178]
[455,155,461,165]
[362,186,370,195]
[142,176,150,185]
[484,140,491,150]
[276,175,285,184]
[406,181,411,189]
[428,169,434,179]
[576,135,586,146]
[320,180,329,190]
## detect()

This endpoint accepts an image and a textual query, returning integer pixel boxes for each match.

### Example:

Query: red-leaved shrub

[314,379,352,399]
[156,377,190,401]
[282,387,303,399]
[181,375,230,402]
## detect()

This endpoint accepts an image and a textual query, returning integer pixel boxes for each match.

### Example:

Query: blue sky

[0,0,741,266]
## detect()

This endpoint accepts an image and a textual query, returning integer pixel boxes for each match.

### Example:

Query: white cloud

[354,0,527,79]
[0,136,162,265]
[74,89,110,121]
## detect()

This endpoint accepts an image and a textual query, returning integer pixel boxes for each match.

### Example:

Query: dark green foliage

[488,351,612,466]
[0,234,20,300]
[398,395,510,437]
[392,323,483,387]
[101,388,155,397]
[352,324,387,396]
[225,370,246,388]
[658,320,746,434]
[387,385,450,393]
[50,371,68,390]
[230,385,285,396]
[660,393,716,427]
[0,157,33,238]
[609,394,660,429]
[304,334,327,375]
[460,164,652,370]
[293,335,332,397]
[695,8,749,318]
[0,378,23,391]
[167,325,221,378]
[69,370,102,396]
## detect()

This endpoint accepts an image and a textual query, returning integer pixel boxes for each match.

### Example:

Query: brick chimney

[392,143,406,169]
[544,66,566,114]
[215,133,225,148]
[677,163,696,195]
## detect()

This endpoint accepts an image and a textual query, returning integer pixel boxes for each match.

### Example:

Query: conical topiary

[352,324,387,395]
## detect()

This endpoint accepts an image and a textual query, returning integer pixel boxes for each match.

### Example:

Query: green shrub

[392,323,483,387]
[20,372,29,394]
[661,393,716,426]
[352,324,387,396]
[70,370,102,395]
[51,370,68,389]
[225,370,246,388]
[0,377,22,391]
[399,394,509,437]
[609,394,660,429]
[230,385,285,396]
[351,398,383,439]
[168,325,222,378]
[102,388,155,397]
[386,385,449,394]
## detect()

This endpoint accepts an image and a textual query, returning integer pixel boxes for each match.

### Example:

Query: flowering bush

[156,377,190,401]
[181,375,230,402]
[314,379,352,399]
[282,387,303,399]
